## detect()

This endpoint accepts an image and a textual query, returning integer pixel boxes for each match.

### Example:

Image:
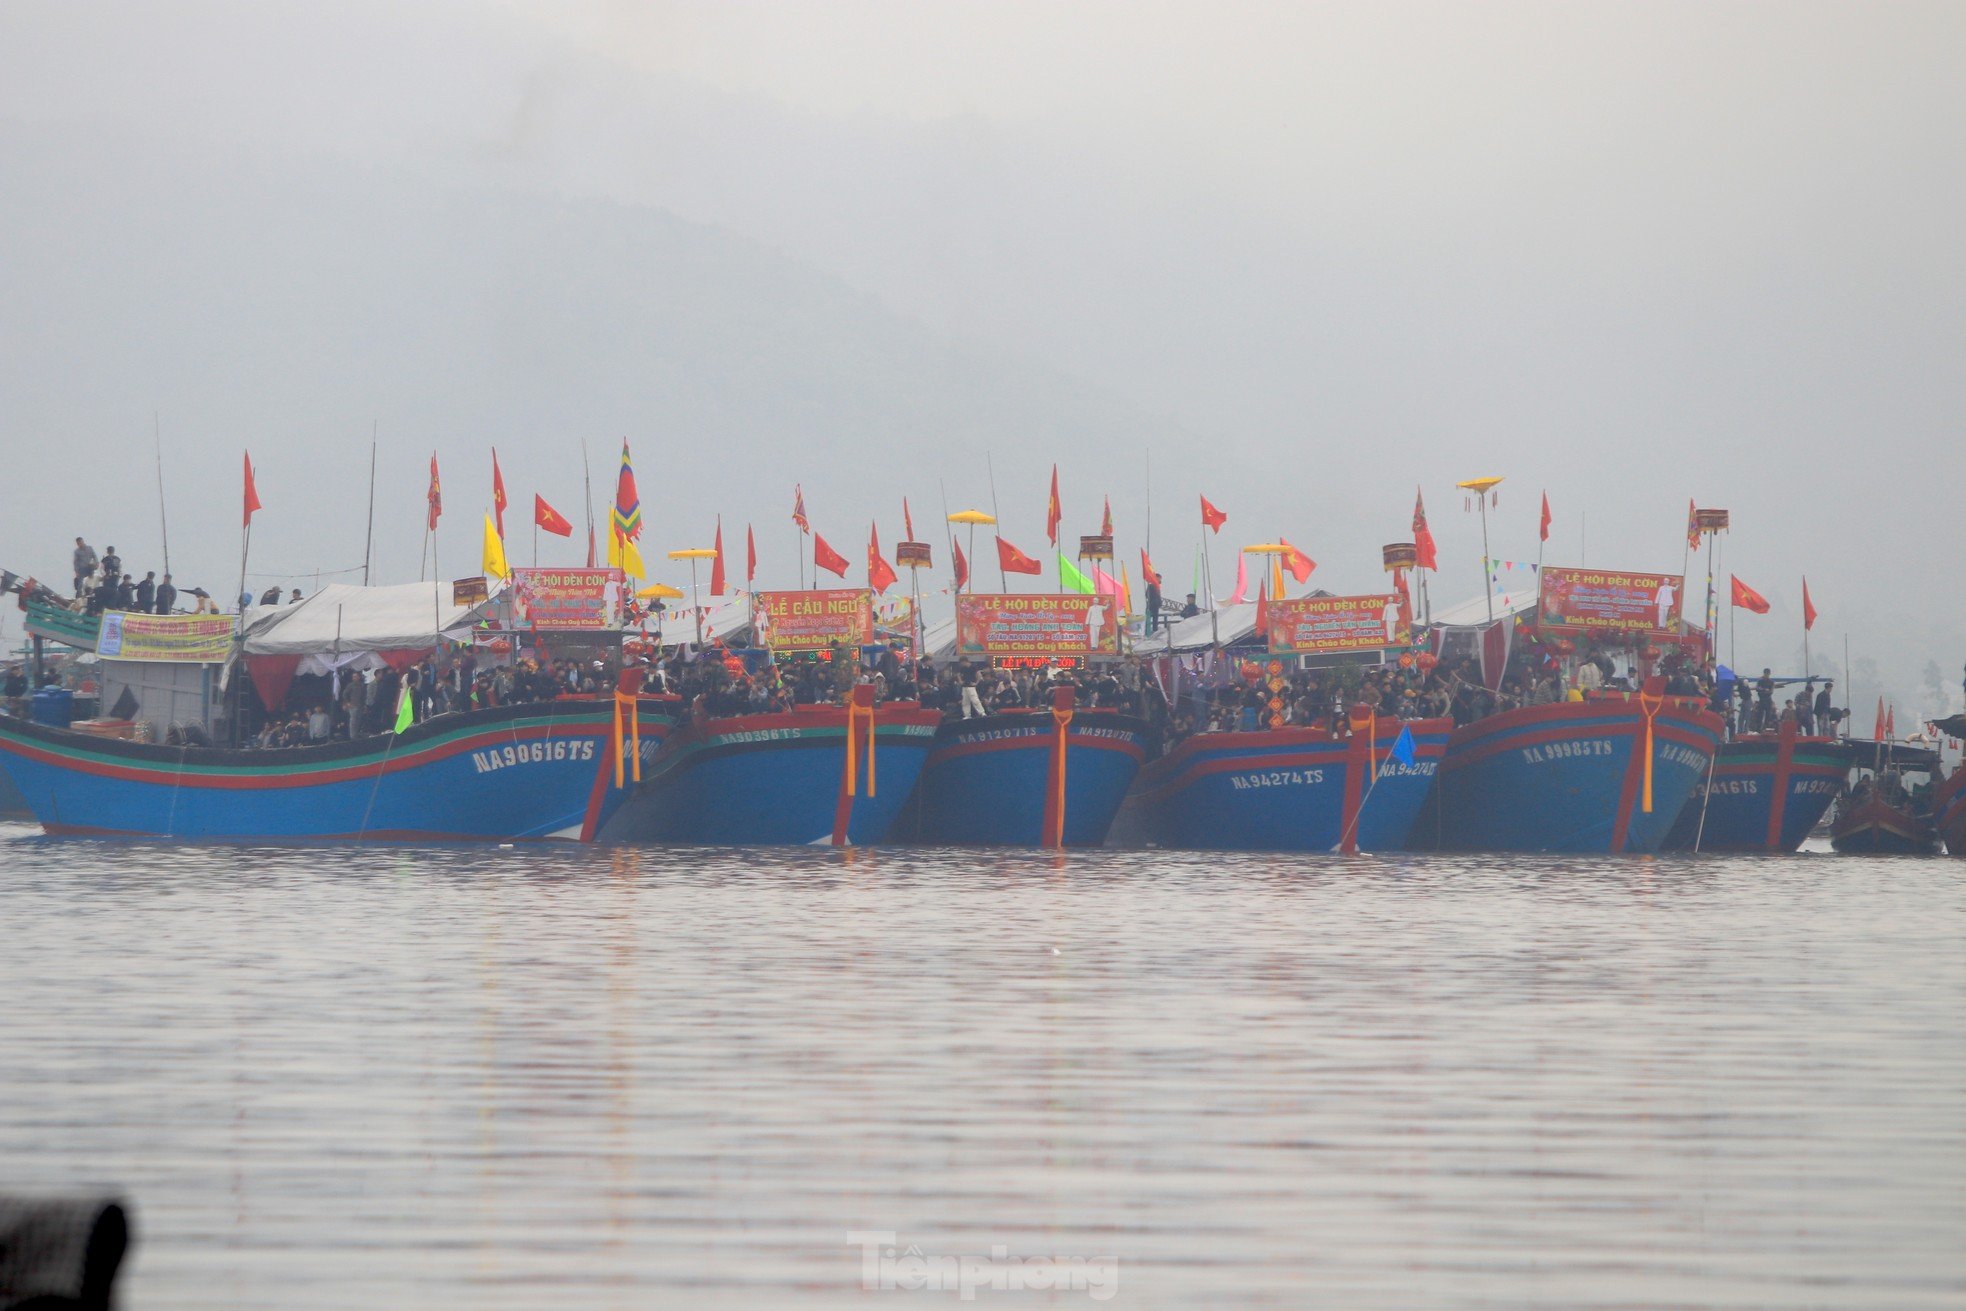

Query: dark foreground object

[0,1195,130,1311]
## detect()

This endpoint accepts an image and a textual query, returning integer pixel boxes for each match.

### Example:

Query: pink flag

[1227,552,1248,605]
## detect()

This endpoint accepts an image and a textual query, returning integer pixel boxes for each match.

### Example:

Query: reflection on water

[1,824,1961,1308]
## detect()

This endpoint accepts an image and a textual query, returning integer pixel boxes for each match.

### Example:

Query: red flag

[792,485,810,534]
[491,449,508,539]
[1730,574,1770,614]
[1873,696,1886,740]
[746,524,757,584]
[1412,488,1437,570]
[1101,497,1113,537]
[812,532,849,577]
[1280,538,1316,584]
[1686,499,1700,551]
[426,453,442,530]
[1199,495,1227,533]
[1886,704,1896,739]
[533,494,573,537]
[1046,465,1062,546]
[903,497,914,541]
[997,535,1042,576]
[1802,576,1817,631]
[953,537,970,591]
[1539,491,1551,543]
[868,522,897,594]
[1140,548,1161,587]
[242,451,261,527]
[710,519,727,596]
[1393,567,1413,632]
[1253,577,1269,638]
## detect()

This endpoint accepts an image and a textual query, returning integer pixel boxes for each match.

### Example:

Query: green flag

[1058,554,1095,595]
[393,684,414,733]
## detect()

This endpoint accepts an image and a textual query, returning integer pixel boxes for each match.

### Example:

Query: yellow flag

[482,513,510,580]
[607,527,645,580]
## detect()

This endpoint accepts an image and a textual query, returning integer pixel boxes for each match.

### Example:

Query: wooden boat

[0,696,675,841]
[599,686,941,846]
[1415,686,1724,854]
[1114,711,1450,852]
[1663,717,1853,852]
[896,685,1150,847]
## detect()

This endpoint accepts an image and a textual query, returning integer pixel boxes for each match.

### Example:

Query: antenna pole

[154,411,172,577]
[985,452,1006,591]
[363,426,377,586]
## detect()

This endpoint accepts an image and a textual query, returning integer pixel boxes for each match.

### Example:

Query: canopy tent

[242,582,489,680]
[1425,589,1540,631]
[1132,602,1264,655]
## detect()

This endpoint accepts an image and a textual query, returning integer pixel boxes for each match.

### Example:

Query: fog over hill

[1,0,1960,720]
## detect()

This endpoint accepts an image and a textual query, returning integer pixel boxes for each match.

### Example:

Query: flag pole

[581,439,594,568]
[362,428,377,586]
[1478,492,1494,624]
[154,411,172,577]
[1200,517,1219,652]
[938,478,962,596]
[986,451,1007,590]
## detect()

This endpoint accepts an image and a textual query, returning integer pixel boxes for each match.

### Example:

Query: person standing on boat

[1180,593,1201,619]
[1754,669,1776,732]
[98,545,122,600]
[71,538,97,596]
[154,574,176,614]
[134,571,156,613]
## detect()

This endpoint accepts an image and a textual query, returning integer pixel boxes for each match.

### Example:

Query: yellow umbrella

[1241,543,1291,554]
[945,511,995,594]
[1455,476,1505,493]
[636,583,685,600]
[666,549,721,645]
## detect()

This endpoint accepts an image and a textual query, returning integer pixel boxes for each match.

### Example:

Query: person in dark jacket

[154,575,177,614]
[134,572,156,612]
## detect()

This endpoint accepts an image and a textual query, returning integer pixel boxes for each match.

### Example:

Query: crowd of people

[63,537,219,617]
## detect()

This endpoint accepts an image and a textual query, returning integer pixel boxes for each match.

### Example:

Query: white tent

[243,582,486,673]
[1426,589,1539,630]
[1131,602,1263,654]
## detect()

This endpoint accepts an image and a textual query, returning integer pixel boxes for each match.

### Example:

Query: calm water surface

[2,823,1961,1309]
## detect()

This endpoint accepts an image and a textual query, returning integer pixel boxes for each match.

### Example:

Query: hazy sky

[1,1,1961,710]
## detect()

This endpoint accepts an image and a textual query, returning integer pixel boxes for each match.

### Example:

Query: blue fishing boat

[1663,718,1852,852]
[896,687,1151,847]
[1115,712,1451,852]
[598,687,941,846]
[0,697,675,841]
[1416,689,1725,853]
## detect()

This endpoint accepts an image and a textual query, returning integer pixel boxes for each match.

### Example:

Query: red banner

[1538,567,1685,636]
[1266,594,1401,655]
[509,567,626,630]
[955,593,1120,659]
[752,589,874,651]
